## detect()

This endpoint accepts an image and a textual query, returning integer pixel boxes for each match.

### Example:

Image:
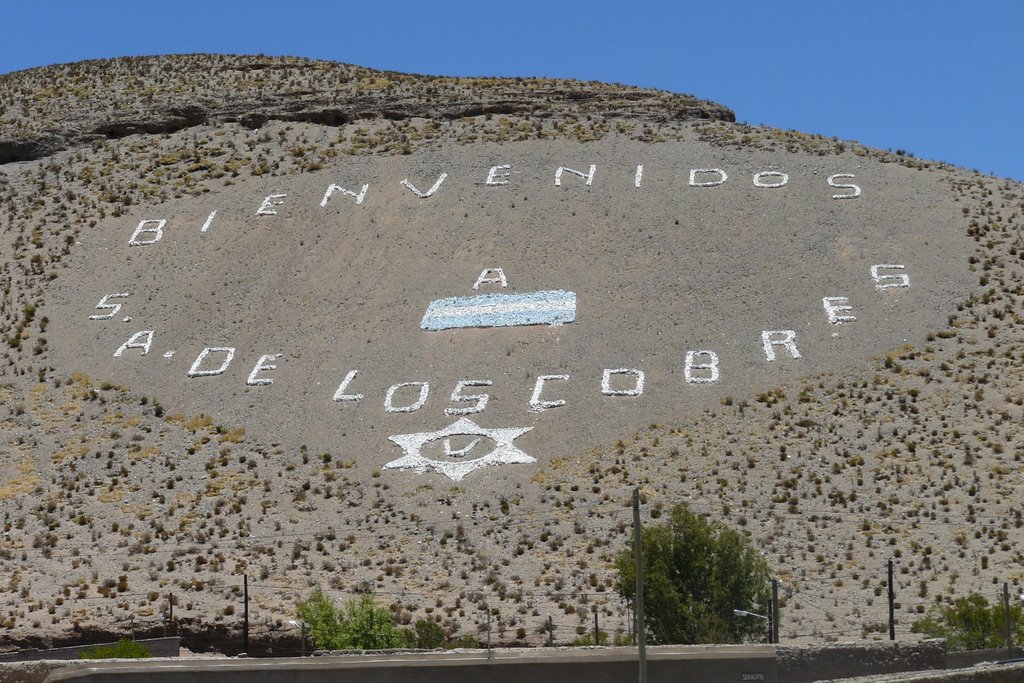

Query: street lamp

[733,609,768,621]
[288,619,308,657]
[733,609,771,644]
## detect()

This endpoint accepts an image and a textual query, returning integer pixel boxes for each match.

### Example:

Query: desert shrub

[78,639,150,659]
[297,588,408,650]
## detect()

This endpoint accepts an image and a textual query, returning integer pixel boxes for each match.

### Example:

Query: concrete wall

[0,637,180,663]
[777,641,947,683]
[43,646,776,683]
[945,647,1022,670]
[830,661,1024,683]
[30,642,1024,683]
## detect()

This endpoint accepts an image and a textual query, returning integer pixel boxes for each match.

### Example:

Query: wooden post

[1005,582,1013,659]
[771,578,780,644]
[243,574,250,656]
[632,488,647,683]
[888,559,896,641]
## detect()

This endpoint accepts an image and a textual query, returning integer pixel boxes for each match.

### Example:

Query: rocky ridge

[0,54,733,164]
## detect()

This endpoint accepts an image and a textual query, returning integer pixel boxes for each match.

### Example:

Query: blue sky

[3,1,1021,181]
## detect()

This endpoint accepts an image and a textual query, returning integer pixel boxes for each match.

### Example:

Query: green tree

[78,639,151,659]
[616,502,772,644]
[297,588,410,650]
[413,618,447,648]
[911,593,1023,651]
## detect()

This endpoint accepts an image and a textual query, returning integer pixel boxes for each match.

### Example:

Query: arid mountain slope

[0,55,1020,653]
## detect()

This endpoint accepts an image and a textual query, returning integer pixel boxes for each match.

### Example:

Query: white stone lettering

[200,210,217,233]
[445,380,492,415]
[320,183,369,207]
[761,331,801,362]
[246,353,282,386]
[256,194,287,216]
[89,292,130,320]
[634,164,644,188]
[332,370,363,402]
[385,382,430,413]
[401,174,448,199]
[601,368,645,396]
[529,374,569,412]
[485,164,512,186]
[828,173,861,199]
[128,219,166,246]
[113,330,154,357]
[188,347,236,377]
[753,171,789,188]
[871,264,910,290]
[689,169,728,187]
[554,165,596,187]
[472,268,508,290]
[823,297,856,324]
[684,351,720,384]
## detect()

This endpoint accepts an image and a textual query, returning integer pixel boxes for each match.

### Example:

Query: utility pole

[1004,582,1013,659]
[547,615,553,647]
[771,578,780,644]
[243,574,250,656]
[887,559,896,641]
[632,488,647,683]
[486,609,492,657]
[767,597,774,645]
[169,592,174,635]
[594,612,600,646]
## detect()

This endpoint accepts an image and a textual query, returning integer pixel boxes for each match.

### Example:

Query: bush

[911,593,1023,651]
[297,588,409,650]
[615,502,772,644]
[572,630,609,646]
[78,639,151,659]
[413,618,447,649]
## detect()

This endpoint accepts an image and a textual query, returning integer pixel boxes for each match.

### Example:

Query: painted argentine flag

[421,290,577,331]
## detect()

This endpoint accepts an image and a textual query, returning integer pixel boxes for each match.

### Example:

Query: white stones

[256,193,287,216]
[383,418,534,481]
[113,330,154,357]
[634,165,644,188]
[246,353,282,386]
[401,173,448,198]
[89,292,130,320]
[445,380,493,415]
[753,171,789,188]
[128,219,166,246]
[200,210,217,233]
[384,382,431,413]
[554,164,596,187]
[828,173,861,199]
[485,164,512,186]
[684,350,720,383]
[529,374,569,412]
[689,168,728,187]
[823,297,856,324]
[320,183,369,207]
[871,264,910,290]
[601,368,645,396]
[332,369,363,402]
[472,268,508,290]
[188,347,236,377]
[761,331,801,362]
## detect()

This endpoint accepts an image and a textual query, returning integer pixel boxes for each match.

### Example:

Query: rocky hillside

[0,55,1021,655]
[0,54,733,163]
